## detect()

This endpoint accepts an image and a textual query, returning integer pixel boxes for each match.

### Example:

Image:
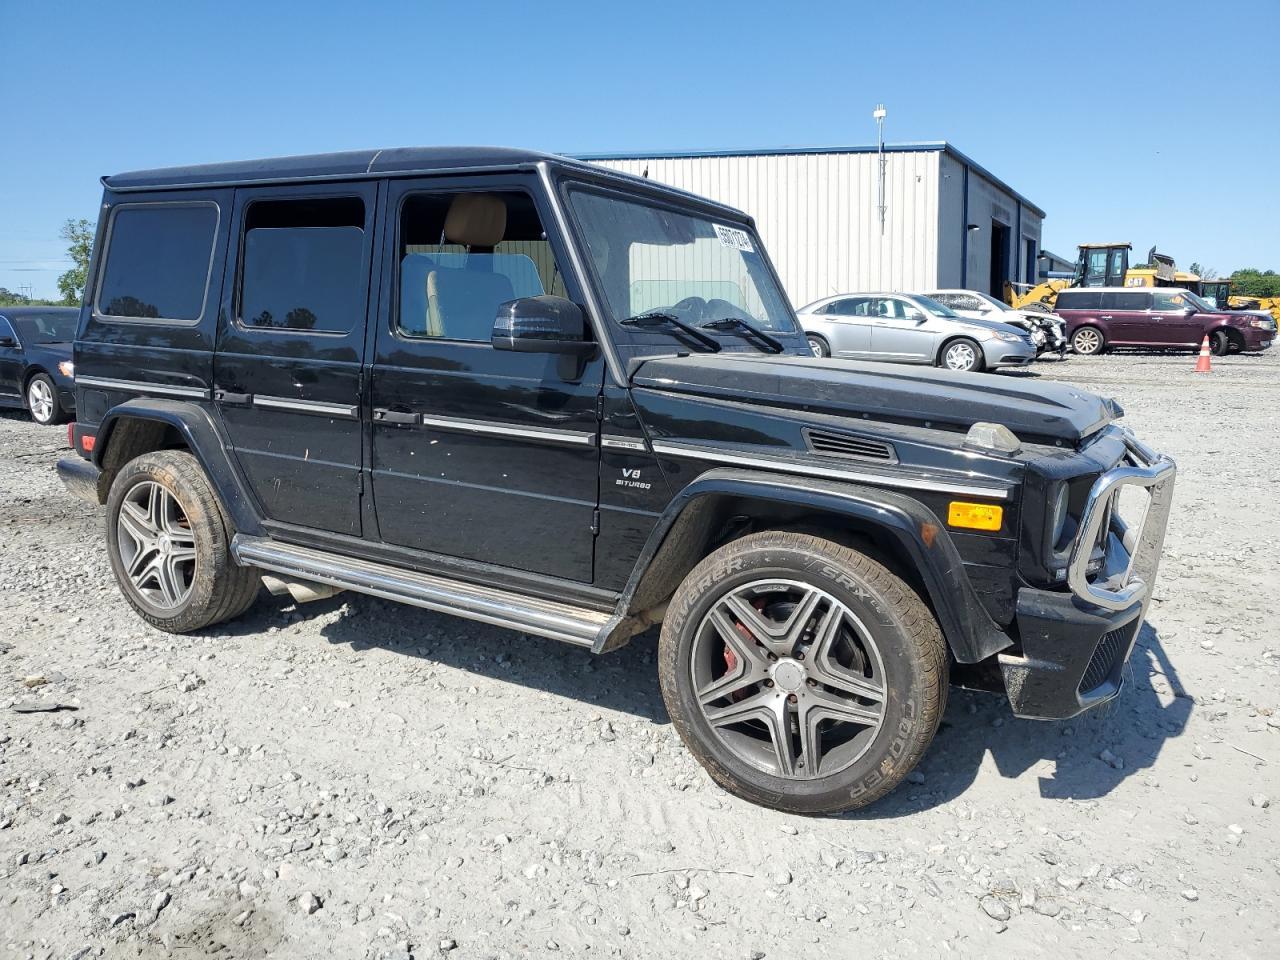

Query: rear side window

[1056,290,1101,310]
[825,297,870,316]
[1101,291,1150,309]
[97,204,219,321]
[239,197,366,334]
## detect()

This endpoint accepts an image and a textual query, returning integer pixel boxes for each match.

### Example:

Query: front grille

[1078,625,1135,694]
[804,428,897,464]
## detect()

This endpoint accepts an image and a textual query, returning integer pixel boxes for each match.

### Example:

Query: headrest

[444,193,507,247]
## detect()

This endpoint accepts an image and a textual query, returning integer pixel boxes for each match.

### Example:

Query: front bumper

[57,456,102,504]
[983,339,1037,368]
[999,430,1176,719]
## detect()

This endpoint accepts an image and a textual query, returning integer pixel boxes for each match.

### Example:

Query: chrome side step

[231,535,610,648]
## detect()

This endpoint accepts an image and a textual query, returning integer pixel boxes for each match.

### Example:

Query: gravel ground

[2,349,1278,960]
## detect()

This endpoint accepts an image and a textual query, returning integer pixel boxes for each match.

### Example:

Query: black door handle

[373,408,419,425]
[214,389,253,406]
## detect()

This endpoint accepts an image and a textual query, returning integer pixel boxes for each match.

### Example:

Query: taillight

[82,433,96,453]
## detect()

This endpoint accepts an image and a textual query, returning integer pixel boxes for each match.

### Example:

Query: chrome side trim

[232,535,609,647]
[75,375,210,400]
[253,395,359,418]
[650,441,1011,500]
[601,436,649,452]
[419,414,597,447]
[1067,429,1176,611]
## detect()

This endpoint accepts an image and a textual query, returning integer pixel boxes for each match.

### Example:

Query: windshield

[567,189,798,335]
[972,292,1009,311]
[913,295,960,319]
[12,312,78,344]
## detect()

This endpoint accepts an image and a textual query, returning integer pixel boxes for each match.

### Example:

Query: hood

[631,353,1119,444]
[951,316,1030,338]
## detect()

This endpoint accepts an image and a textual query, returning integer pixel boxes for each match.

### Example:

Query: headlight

[1250,319,1276,330]
[1049,482,1070,551]
[995,332,1023,342]
[58,360,75,377]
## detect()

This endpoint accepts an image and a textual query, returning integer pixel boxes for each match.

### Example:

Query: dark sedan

[0,306,80,425]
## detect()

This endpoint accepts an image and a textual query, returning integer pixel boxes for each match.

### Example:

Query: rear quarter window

[96,203,219,322]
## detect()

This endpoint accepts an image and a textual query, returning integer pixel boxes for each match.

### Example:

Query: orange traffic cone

[1194,335,1212,373]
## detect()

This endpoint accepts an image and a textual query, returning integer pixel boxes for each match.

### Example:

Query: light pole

[874,104,887,235]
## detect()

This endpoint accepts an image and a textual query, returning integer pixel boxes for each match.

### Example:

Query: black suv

[58,147,1176,814]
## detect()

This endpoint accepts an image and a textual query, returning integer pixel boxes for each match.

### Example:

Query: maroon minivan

[1056,287,1275,356]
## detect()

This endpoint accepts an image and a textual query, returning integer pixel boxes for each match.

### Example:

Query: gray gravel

[2,349,1278,959]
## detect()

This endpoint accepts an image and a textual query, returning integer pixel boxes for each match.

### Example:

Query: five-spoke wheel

[690,580,886,779]
[116,480,198,610]
[26,373,65,426]
[660,530,947,814]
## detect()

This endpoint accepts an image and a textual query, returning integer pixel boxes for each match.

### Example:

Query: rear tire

[105,450,260,633]
[658,531,947,814]
[1071,326,1105,355]
[26,373,66,426]
[806,334,830,358]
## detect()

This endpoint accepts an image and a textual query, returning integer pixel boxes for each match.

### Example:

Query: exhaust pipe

[260,574,344,604]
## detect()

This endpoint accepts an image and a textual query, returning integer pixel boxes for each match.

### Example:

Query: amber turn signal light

[947,501,1003,531]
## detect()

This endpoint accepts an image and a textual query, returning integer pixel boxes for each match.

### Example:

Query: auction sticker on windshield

[714,224,754,253]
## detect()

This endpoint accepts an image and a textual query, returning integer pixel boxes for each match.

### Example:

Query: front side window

[239,197,366,333]
[1153,290,1191,312]
[397,191,565,341]
[0,317,16,343]
[568,188,796,333]
[97,204,218,321]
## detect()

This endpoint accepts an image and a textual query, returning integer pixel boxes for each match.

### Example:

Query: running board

[231,535,610,648]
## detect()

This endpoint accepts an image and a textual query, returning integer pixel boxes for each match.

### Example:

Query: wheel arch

[1210,324,1243,351]
[596,467,1011,665]
[92,399,264,535]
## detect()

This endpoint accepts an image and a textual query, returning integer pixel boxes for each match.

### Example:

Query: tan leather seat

[425,194,514,339]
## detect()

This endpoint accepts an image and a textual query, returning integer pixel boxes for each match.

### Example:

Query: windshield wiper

[619,312,721,352]
[700,317,784,354]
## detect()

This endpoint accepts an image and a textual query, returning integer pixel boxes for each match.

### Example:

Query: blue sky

[3,0,1277,299]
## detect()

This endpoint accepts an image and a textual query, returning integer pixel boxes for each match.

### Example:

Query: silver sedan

[798,292,1037,372]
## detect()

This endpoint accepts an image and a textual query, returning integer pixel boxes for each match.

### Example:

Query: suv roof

[1058,286,1191,296]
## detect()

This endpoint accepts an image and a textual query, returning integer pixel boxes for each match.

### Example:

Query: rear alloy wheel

[26,373,65,426]
[659,531,947,814]
[806,334,830,358]
[1210,329,1233,356]
[106,450,260,632]
[941,338,983,372]
[1071,326,1104,355]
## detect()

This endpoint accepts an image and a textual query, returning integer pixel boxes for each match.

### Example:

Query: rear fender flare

[94,399,264,536]
[597,467,1009,663]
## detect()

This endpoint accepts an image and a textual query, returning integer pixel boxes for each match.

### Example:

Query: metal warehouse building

[579,143,1045,311]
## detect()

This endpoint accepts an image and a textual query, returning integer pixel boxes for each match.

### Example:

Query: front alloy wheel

[659,531,947,814]
[942,339,982,372]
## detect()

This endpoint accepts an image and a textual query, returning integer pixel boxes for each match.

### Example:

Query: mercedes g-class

[58,147,1176,813]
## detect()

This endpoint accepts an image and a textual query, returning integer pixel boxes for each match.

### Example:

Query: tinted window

[1101,292,1150,310]
[240,197,365,333]
[12,312,78,343]
[826,297,870,316]
[97,204,218,321]
[1056,290,1101,310]
[0,317,15,342]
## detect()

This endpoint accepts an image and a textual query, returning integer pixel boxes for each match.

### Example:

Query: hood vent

[804,428,897,464]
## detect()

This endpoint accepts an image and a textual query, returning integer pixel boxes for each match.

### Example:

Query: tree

[1229,268,1280,299]
[1188,262,1218,280]
[0,287,32,306]
[57,218,94,306]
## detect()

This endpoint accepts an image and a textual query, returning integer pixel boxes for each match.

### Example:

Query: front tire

[806,334,830,358]
[26,373,65,426]
[658,531,947,814]
[940,338,984,373]
[1210,329,1232,356]
[105,450,260,633]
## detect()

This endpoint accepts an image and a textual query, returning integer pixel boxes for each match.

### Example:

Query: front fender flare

[597,468,1010,663]
[95,398,264,536]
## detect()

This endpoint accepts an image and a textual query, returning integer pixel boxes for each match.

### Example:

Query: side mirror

[492,296,595,356]
[909,310,927,323]
[0,336,16,348]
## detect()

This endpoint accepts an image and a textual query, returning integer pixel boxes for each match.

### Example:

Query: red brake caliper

[723,599,767,700]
